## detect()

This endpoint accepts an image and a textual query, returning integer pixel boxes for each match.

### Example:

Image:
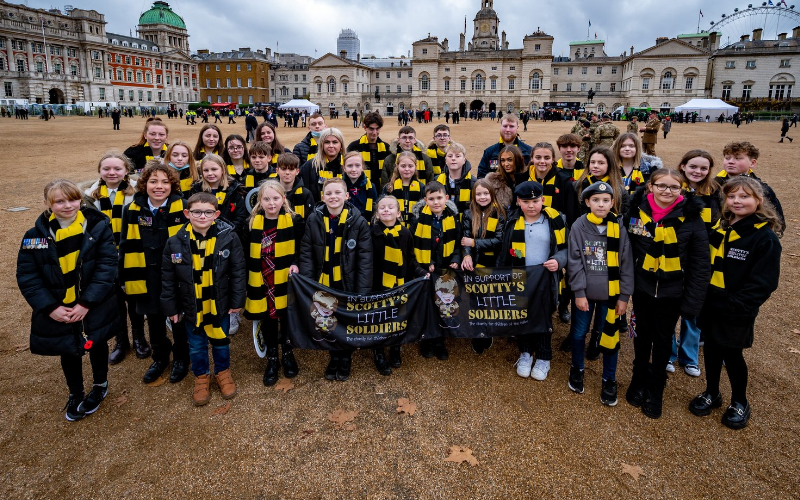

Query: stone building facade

[269,52,312,102]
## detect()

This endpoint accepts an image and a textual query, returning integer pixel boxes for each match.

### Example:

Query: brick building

[194,47,271,105]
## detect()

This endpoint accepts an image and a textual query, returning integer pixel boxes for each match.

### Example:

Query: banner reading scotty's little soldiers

[431,266,556,338]
[286,274,436,350]
[287,266,556,348]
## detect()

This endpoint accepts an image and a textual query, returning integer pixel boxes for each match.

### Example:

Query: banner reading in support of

[286,274,437,350]
[430,266,556,338]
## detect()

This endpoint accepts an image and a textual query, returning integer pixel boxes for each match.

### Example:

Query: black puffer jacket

[160,220,246,323]
[461,209,505,268]
[623,186,710,316]
[17,208,120,356]
[189,179,248,232]
[299,202,373,293]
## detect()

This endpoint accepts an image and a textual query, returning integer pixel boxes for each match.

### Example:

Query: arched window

[597,104,605,113]
[328,77,336,93]
[529,72,541,90]
[661,71,673,90]
[420,74,429,91]
[473,74,484,90]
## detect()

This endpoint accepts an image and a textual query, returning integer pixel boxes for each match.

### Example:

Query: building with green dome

[137,1,190,55]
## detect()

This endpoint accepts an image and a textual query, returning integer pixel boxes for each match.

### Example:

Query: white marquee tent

[674,99,739,118]
[278,99,320,113]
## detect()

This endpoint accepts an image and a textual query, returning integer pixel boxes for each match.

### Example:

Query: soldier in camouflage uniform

[627,115,639,134]
[577,120,593,162]
[593,113,621,148]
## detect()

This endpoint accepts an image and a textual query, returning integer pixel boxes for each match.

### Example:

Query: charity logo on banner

[431,266,557,338]
[286,274,437,350]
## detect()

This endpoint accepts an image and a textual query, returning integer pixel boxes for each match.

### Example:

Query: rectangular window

[147,91,152,101]
[249,95,253,104]
[461,67,466,72]
[580,83,586,92]
[138,90,144,101]
[722,84,732,100]
[553,68,559,75]
[129,90,134,101]
[157,75,162,84]
[552,84,558,91]
[185,77,189,87]
[422,49,428,54]
[508,78,515,90]
[742,84,752,100]
[567,67,573,75]
[685,77,694,90]
[215,64,220,71]
[227,95,232,102]
[535,44,541,51]
[509,66,515,71]
[236,64,241,71]
[99,88,105,100]
[226,78,231,88]
[642,77,650,90]
[4,82,12,97]
[408,71,412,77]
[746,60,756,69]
[386,85,390,93]
[397,85,402,92]
[247,78,252,87]
[136,72,142,83]
[780,59,791,68]
[726,61,737,68]
[566,83,572,92]
[226,64,230,71]
[237,78,241,87]
[119,89,124,101]
[460,79,466,90]
[247,64,252,71]
[238,95,242,104]
[36,61,44,73]
[595,83,601,91]
[611,66,618,74]
[597,67,602,74]
[581,67,587,75]
[344,83,348,93]
[158,92,162,101]
[376,73,379,79]
[166,75,171,85]
[386,72,390,78]
[397,72,402,78]
[491,79,497,90]
[317,83,322,93]
[206,79,210,88]
[54,63,61,74]
[610,82,616,92]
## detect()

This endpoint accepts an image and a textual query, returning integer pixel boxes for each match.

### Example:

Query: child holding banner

[461,179,506,355]
[299,178,372,382]
[411,181,461,360]
[370,195,428,374]
[567,182,634,406]
[497,181,568,381]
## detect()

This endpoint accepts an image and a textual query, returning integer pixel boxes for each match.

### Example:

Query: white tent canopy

[674,99,739,117]
[278,99,320,113]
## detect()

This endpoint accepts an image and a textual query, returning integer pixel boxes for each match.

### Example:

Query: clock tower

[472,0,500,50]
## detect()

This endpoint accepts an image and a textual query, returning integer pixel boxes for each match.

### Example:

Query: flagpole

[697,11,700,33]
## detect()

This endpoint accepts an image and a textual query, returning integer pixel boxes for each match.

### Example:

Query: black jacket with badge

[17,207,120,356]
[623,186,710,316]
[160,220,246,324]
[299,202,373,293]
[699,214,781,348]
[461,209,505,268]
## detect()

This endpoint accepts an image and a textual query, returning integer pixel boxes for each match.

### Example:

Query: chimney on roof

[239,47,250,52]
[502,30,507,48]
[442,38,449,51]
[656,37,668,45]
[340,50,347,59]
[265,48,271,58]
[740,34,750,42]
[197,49,209,54]
[752,28,763,41]
[630,45,634,54]
[778,33,787,40]
[357,52,360,62]
[792,26,800,38]
[460,32,465,51]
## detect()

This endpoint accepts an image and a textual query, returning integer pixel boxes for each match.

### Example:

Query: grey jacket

[567,214,634,303]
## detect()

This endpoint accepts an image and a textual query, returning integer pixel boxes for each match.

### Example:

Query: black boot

[625,374,646,408]
[642,380,665,419]
[132,328,151,359]
[373,348,392,376]
[336,352,352,381]
[108,331,130,365]
[142,360,168,384]
[388,345,402,368]
[282,345,298,379]
[324,353,339,381]
[263,347,280,386]
[558,301,571,323]
[169,359,189,383]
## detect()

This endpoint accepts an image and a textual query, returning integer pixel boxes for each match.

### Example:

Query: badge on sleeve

[220,249,230,258]
[346,239,357,250]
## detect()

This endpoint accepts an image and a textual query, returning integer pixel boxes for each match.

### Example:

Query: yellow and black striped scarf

[622,167,645,193]
[587,212,623,352]
[245,212,296,316]
[171,165,194,195]
[427,146,446,176]
[473,214,500,268]
[268,153,280,172]
[243,169,271,189]
[637,209,684,277]
[49,211,85,306]
[413,205,457,266]
[436,171,472,216]
[356,135,389,182]
[716,169,754,181]
[188,224,227,345]
[227,160,249,178]
[306,137,318,162]
[320,208,349,288]
[557,158,584,179]
[121,196,185,296]
[144,142,167,163]
[97,183,127,245]
[708,217,767,291]
[530,167,558,208]
[507,207,567,266]
[393,179,422,227]
[287,185,308,218]
[381,223,405,288]
[397,146,427,183]
[318,154,343,183]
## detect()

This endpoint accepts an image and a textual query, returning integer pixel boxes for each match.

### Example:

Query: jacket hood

[640,154,663,173]
[389,138,427,155]
[411,199,458,218]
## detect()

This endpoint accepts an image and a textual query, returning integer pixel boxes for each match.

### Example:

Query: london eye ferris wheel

[706,3,800,47]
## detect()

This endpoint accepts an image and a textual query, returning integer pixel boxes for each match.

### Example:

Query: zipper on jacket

[655,279,659,298]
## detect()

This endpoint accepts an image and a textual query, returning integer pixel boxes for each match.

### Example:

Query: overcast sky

[24,0,800,58]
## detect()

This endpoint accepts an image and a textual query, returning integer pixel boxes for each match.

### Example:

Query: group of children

[17,114,783,431]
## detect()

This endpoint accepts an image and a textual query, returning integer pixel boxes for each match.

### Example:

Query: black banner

[286,274,437,350]
[430,266,555,338]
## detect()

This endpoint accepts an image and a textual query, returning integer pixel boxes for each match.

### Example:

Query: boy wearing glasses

[346,111,391,187]
[426,124,452,176]
[161,192,246,406]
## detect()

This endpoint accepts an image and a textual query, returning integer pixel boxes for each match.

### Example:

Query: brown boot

[216,369,237,400]
[192,374,211,406]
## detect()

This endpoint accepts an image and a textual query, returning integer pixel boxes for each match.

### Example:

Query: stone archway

[458,102,466,116]
[488,102,497,112]
[470,99,484,111]
[49,88,65,104]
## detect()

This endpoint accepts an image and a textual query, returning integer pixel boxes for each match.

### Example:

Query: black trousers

[147,313,188,363]
[517,332,552,361]
[631,293,681,387]
[61,341,109,396]
[260,315,291,349]
[115,285,144,338]
[704,337,749,405]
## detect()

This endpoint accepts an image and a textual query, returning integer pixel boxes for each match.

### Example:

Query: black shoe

[373,349,392,376]
[108,338,129,365]
[282,347,298,379]
[641,387,664,419]
[64,393,86,422]
[625,383,645,408]
[324,355,339,381]
[689,391,723,417]
[263,349,280,386]
[433,341,449,361]
[388,345,402,368]
[77,383,108,415]
[568,366,584,394]
[420,340,435,358]
[336,354,352,381]
[471,337,493,355]
[721,401,751,429]
[132,329,151,359]
[559,310,571,323]
[559,333,572,352]
[169,359,189,383]
[601,379,618,406]
[142,360,168,384]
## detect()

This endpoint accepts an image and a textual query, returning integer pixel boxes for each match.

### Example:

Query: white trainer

[666,362,676,373]
[229,312,240,336]
[531,359,551,381]
[684,365,701,377]
[515,352,533,378]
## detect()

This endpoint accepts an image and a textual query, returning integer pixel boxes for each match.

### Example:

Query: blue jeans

[186,315,231,377]
[570,300,618,381]
[670,316,700,367]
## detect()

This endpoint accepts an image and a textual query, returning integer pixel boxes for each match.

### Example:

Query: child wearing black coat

[17,180,120,421]
[688,176,782,430]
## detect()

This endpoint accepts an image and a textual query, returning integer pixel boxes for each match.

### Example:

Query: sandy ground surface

[0,114,798,498]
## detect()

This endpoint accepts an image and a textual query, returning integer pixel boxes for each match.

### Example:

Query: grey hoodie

[567,214,634,303]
